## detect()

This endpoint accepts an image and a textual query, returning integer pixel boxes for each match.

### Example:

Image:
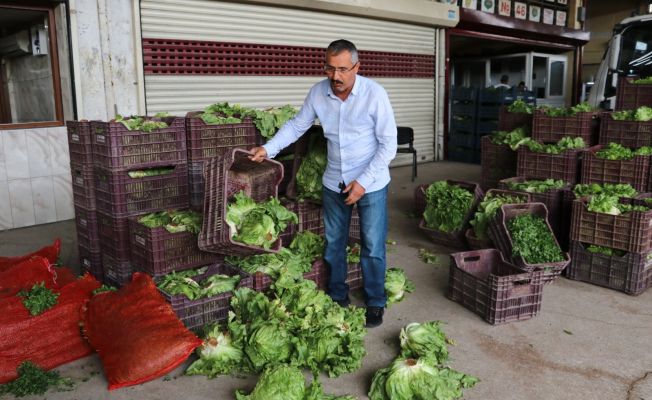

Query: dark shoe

[365,306,384,328]
[333,296,351,308]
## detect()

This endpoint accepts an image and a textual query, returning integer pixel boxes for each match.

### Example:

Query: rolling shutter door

[140,0,436,165]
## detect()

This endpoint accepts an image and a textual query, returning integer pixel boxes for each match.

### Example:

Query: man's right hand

[248,147,268,163]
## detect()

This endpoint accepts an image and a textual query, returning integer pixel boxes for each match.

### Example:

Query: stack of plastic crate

[448,87,478,163]
[91,117,189,286]
[66,121,102,280]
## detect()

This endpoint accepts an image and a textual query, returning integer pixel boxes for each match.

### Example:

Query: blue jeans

[323,184,388,307]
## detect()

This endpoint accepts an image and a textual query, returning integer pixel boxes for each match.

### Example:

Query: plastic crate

[480,135,517,190]
[448,130,477,148]
[78,244,103,282]
[185,112,258,162]
[159,263,253,331]
[579,145,650,192]
[91,117,186,170]
[102,253,133,287]
[598,113,652,148]
[349,207,360,243]
[418,180,484,249]
[74,205,100,252]
[451,87,477,102]
[450,117,476,133]
[317,259,363,292]
[498,107,533,132]
[71,164,96,210]
[516,146,581,185]
[129,217,223,278]
[567,241,652,296]
[414,184,428,216]
[198,148,284,256]
[616,76,652,111]
[97,212,131,261]
[532,109,599,144]
[94,164,189,217]
[66,120,94,166]
[488,203,570,283]
[448,145,480,164]
[497,177,570,241]
[247,258,327,292]
[447,249,544,325]
[188,160,205,211]
[477,105,501,119]
[570,196,652,253]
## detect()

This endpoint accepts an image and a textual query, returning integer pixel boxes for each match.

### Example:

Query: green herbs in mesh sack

[507,214,564,264]
[423,181,474,233]
[19,282,59,316]
[506,178,566,193]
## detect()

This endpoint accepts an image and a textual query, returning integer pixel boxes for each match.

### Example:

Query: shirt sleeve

[262,89,317,158]
[355,87,397,190]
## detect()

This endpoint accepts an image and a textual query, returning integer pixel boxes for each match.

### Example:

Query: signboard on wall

[556,10,567,26]
[461,0,477,9]
[529,5,541,22]
[480,0,495,13]
[543,8,554,24]
[514,2,527,19]
[498,0,511,16]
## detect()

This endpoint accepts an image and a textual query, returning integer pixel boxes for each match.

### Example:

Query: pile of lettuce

[138,209,202,234]
[506,178,566,193]
[296,134,328,202]
[369,321,478,399]
[633,76,652,84]
[157,266,241,300]
[489,127,531,150]
[114,113,169,132]
[127,166,176,178]
[572,183,637,199]
[611,106,652,122]
[235,364,356,400]
[226,231,324,281]
[470,192,527,240]
[251,105,298,140]
[226,191,298,249]
[506,99,534,114]
[539,102,594,117]
[524,136,586,154]
[595,142,652,160]
[196,102,298,140]
[586,194,649,216]
[423,181,474,233]
[186,276,367,380]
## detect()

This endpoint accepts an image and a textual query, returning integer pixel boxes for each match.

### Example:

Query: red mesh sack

[0,274,100,383]
[82,272,202,390]
[0,239,61,272]
[53,267,78,288]
[0,256,57,298]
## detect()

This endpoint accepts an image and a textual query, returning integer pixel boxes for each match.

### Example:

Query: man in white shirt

[249,39,397,328]
[494,74,511,89]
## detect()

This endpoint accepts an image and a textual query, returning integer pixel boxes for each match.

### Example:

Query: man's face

[325,50,359,96]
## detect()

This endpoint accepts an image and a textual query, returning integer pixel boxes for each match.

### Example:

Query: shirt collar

[325,75,360,99]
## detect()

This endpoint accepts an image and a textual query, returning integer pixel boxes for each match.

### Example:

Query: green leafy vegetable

[524,136,586,154]
[573,183,637,199]
[489,127,531,150]
[586,194,649,215]
[92,284,117,295]
[138,210,202,234]
[296,134,328,202]
[423,181,474,232]
[346,243,361,264]
[506,99,533,114]
[611,106,652,121]
[506,178,566,193]
[252,105,298,140]
[507,214,564,264]
[399,321,450,364]
[470,192,527,239]
[226,191,298,249]
[19,282,59,316]
[114,115,168,132]
[186,326,244,378]
[385,268,415,305]
[0,361,73,397]
[586,244,626,257]
[289,231,325,262]
[157,267,240,300]
[418,248,439,265]
[127,166,175,178]
[633,76,652,84]
[539,102,594,117]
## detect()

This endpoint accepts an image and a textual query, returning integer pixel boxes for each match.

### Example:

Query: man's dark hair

[327,39,359,64]
[500,74,509,84]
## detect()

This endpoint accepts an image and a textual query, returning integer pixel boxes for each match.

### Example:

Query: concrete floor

[1,161,651,400]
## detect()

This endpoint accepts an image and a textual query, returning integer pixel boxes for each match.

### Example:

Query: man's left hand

[343,180,365,205]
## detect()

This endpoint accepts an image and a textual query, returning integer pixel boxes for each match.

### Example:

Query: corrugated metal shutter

[140,0,436,165]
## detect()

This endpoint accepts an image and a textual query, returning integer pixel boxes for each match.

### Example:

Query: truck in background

[588,13,652,110]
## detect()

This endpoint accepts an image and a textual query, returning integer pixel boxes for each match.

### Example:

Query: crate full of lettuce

[480,127,529,190]
[418,180,483,249]
[516,137,586,185]
[532,102,599,145]
[130,210,222,278]
[616,76,652,111]
[599,106,652,148]
[198,149,293,256]
[498,99,534,132]
[488,202,570,283]
[580,143,651,192]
